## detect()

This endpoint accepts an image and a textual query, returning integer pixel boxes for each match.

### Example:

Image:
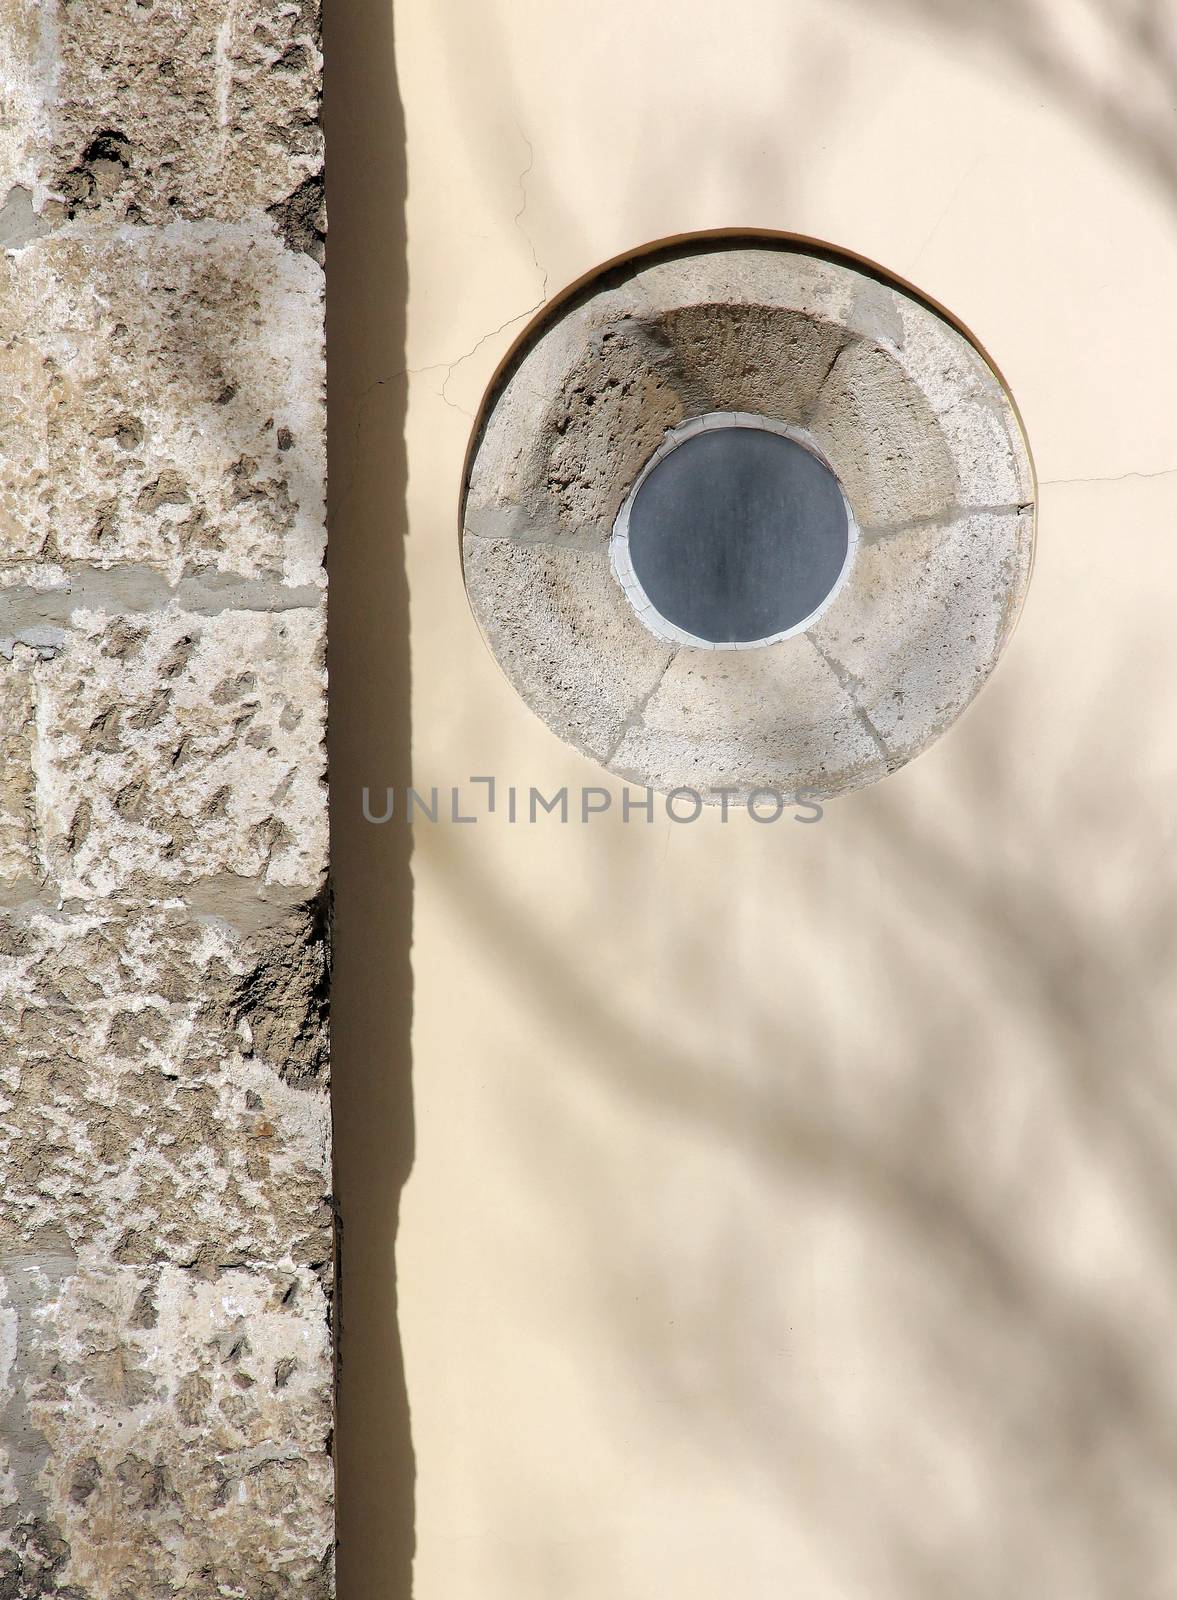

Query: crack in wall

[803,325,858,429]
[1039,466,1177,487]
[331,130,551,511]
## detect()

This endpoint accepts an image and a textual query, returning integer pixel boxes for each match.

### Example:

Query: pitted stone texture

[808,337,958,529]
[463,241,1036,799]
[0,0,329,1584]
[466,291,663,550]
[535,320,690,545]
[467,270,853,552]
[658,302,846,426]
[0,0,322,237]
[847,280,1034,510]
[27,606,326,899]
[0,1258,332,1599]
[507,303,848,546]
[0,649,36,880]
[0,900,330,1268]
[0,8,56,215]
[0,219,326,587]
[463,539,673,761]
[0,896,332,1593]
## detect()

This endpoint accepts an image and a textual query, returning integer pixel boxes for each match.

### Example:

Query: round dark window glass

[617,421,853,646]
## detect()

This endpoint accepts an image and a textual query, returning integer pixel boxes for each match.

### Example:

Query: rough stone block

[849,284,1035,509]
[28,605,327,899]
[0,649,36,882]
[0,0,323,236]
[0,1257,333,1598]
[0,0,330,1588]
[462,539,674,763]
[657,301,846,426]
[0,899,329,1268]
[0,219,325,586]
[811,508,1034,751]
[809,336,959,529]
[0,890,332,1594]
[611,637,886,798]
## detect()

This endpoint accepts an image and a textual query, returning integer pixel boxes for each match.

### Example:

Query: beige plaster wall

[330,1,1177,1595]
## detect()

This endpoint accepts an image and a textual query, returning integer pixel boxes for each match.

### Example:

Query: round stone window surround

[460,238,1036,802]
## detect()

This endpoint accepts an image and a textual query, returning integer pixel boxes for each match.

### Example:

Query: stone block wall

[0,3,331,1594]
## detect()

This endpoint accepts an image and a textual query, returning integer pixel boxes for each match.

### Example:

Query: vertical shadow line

[324,0,415,1594]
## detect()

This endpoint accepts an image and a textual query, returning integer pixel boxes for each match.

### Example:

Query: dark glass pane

[627,426,849,643]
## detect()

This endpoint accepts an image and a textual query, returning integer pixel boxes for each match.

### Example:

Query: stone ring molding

[460,237,1036,800]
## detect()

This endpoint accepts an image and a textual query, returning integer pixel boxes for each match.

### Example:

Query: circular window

[461,239,1035,801]
[612,414,856,649]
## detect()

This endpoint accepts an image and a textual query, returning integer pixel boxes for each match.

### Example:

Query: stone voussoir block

[462,537,675,764]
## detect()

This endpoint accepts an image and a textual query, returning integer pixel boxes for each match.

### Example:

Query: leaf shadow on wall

[849,0,1177,205]
[410,0,1177,1593]
[430,652,1177,1598]
[321,0,1177,1595]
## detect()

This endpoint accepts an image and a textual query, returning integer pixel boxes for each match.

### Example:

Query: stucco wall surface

[0,3,331,1596]
[329,0,1177,1596]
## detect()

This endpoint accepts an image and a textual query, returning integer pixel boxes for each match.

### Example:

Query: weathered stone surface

[0,1259,332,1600]
[466,308,683,550]
[611,636,885,797]
[0,0,330,1588]
[26,605,327,899]
[0,0,322,234]
[657,302,845,425]
[0,895,333,1596]
[808,336,959,529]
[468,295,847,550]
[0,220,326,587]
[462,539,673,763]
[811,508,1034,752]
[0,648,35,881]
[848,282,1036,509]
[463,241,1035,800]
[0,900,330,1266]
[534,320,690,543]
